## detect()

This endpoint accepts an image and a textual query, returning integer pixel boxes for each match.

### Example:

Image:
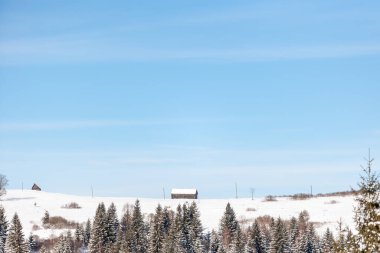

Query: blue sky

[0,0,379,198]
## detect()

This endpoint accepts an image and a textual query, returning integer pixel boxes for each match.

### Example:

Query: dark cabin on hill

[31,183,41,191]
[171,188,198,199]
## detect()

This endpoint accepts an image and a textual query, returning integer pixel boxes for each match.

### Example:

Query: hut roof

[171,188,197,195]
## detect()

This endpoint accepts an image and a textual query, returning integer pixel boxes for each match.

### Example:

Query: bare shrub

[290,193,312,200]
[32,224,40,231]
[246,207,257,212]
[61,202,81,209]
[264,195,277,202]
[43,216,78,229]
[325,200,338,204]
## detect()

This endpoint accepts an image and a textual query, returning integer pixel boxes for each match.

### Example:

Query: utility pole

[91,185,94,198]
[310,185,313,196]
[22,181,23,191]
[250,188,255,200]
[235,182,238,199]
[163,187,166,200]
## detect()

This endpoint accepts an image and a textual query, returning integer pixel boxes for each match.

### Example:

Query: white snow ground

[0,190,356,239]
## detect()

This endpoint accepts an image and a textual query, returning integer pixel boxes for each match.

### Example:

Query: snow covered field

[0,190,356,239]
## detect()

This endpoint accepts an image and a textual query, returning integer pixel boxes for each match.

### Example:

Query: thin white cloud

[1,34,380,65]
[0,118,227,131]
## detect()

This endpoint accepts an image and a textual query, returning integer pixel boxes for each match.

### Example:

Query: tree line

[0,153,379,252]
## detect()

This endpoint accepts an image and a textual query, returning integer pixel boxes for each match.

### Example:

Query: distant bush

[43,216,78,229]
[316,190,357,197]
[61,202,81,209]
[32,224,40,231]
[290,193,312,200]
[264,195,277,202]
[246,207,257,212]
[325,200,338,204]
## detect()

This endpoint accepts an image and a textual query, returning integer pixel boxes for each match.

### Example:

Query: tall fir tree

[84,219,92,247]
[0,206,7,253]
[5,213,28,253]
[219,203,239,250]
[148,204,165,253]
[245,220,265,253]
[88,202,107,253]
[130,200,148,253]
[27,234,37,253]
[320,228,334,253]
[354,151,380,252]
[106,203,119,245]
[268,217,288,253]
[288,217,299,253]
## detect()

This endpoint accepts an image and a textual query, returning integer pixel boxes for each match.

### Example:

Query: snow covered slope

[0,190,356,239]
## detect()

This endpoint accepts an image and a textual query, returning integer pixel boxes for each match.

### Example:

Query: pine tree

[219,203,239,250]
[65,231,74,253]
[298,223,318,253]
[268,217,288,253]
[27,234,37,253]
[163,204,184,253]
[0,206,7,253]
[130,200,148,253]
[148,204,165,253]
[354,151,380,252]
[42,211,49,226]
[88,202,107,253]
[209,230,220,253]
[119,207,133,252]
[320,228,334,253]
[5,213,28,253]
[245,220,265,253]
[106,203,119,245]
[84,219,92,247]
[188,202,204,253]
[288,217,299,253]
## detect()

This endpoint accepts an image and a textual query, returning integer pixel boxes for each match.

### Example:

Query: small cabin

[171,188,198,199]
[32,183,41,191]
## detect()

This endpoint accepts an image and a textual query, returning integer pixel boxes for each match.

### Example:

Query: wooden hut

[31,183,41,191]
[171,188,198,199]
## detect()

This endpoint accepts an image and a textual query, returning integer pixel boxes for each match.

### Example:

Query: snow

[171,189,198,195]
[0,190,356,239]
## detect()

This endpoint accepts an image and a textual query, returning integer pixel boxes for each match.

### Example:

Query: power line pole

[250,188,255,200]
[91,185,94,198]
[235,182,238,199]
[163,187,166,200]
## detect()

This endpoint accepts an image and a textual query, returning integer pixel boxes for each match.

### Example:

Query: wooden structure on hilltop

[32,183,41,191]
[171,188,198,199]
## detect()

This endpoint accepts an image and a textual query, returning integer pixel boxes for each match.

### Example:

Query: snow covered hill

[0,190,356,239]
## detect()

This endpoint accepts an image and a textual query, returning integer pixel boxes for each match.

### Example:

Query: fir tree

[5,213,28,253]
[42,211,49,226]
[148,204,165,253]
[288,217,299,253]
[84,219,92,247]
[245,220,265,253]
[0,206,7,253]
[209,230,220,253]
[219,203,239,250]
[88,202,107,253]
[268,217,288,253]
[354,151,380,252]
[130,200,148,253]
[27,234,37,253]
[106,203,119,245]
[298,223,318,253]
[320,228,334,253]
